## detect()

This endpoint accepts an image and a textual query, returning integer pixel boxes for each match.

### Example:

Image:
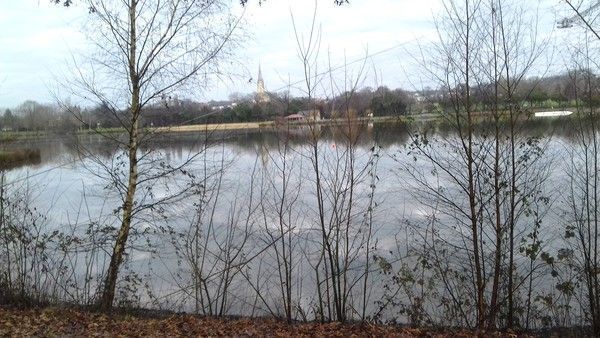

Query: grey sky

[0,0,579,108]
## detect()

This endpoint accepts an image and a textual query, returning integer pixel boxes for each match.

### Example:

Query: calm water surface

[1,121,573,318]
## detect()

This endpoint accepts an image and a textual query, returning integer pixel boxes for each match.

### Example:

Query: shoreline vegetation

[0,110,576,172]
[0,108,581,140]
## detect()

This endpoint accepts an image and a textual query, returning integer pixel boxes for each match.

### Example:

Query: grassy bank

[153,121,276,132]
[151,116,407,133]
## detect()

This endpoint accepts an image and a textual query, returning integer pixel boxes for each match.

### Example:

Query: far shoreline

[0,109,581,141]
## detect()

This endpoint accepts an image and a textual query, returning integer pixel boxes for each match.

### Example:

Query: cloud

[225,0,442,99]
[0,0,566,106]
[0,2,87,106]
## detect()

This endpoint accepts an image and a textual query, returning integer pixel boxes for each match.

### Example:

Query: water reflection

[0,117,577,321]
[4,118,581,171]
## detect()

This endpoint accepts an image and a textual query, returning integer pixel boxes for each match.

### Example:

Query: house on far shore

[285,113,305,121]
[285,109,321,122]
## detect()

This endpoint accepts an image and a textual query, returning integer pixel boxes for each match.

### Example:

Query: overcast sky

[0,0,578,108]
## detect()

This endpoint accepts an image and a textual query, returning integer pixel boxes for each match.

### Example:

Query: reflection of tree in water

[4,134,117,167]
[4,117,585,170]
[370,122,411,148]
[226,124,410,152]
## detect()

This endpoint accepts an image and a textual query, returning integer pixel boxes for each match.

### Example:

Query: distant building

[256,65,270,103]
[299,109,321,121]
[285,109,321,121]
[284,113,305,121]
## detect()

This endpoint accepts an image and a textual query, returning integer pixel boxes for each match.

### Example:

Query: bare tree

[289,2,381,322]
[258,134,303,322]
[63,0,241,310]
[181,150,260,316]
[558,29,600,335]
[476,0,549,328]
[390,0,552,329]
[553,1,600,335]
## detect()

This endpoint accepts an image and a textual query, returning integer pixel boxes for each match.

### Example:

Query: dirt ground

[0,306,531,337]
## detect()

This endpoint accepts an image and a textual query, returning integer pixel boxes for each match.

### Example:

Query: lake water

[0,120,582,325]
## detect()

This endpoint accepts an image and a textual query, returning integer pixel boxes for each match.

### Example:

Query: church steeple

[256,64,269,103]
[258,64,264,84]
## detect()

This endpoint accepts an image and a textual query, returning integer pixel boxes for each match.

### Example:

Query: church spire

[258,63,263,83]
[256,63,269,103]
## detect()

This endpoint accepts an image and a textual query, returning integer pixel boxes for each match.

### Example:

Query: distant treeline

[0,70,598,133]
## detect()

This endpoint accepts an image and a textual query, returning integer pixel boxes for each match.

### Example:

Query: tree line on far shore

[1,70,598,133]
